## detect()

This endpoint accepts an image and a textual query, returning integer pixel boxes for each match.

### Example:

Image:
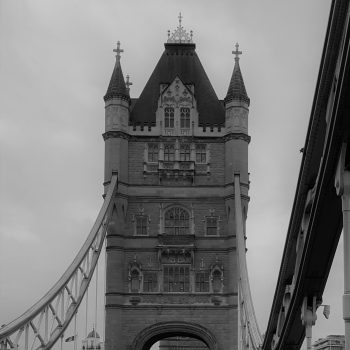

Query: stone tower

[103,17,250,350]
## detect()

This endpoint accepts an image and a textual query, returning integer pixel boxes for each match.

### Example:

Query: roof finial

[167,13,193,44]
[232,42,242,61]
[126,74,133,93]
[178,12,183,27]
[113,41,124,60]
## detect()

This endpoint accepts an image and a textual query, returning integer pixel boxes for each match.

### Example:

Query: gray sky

[0,0,342,346]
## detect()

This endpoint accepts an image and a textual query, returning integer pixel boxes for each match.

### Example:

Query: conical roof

[130,43,224,125]
[87,329,100,339]
[104,43,129,102]
[225,56,249,105]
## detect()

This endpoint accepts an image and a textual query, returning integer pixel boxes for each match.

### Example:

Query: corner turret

[103,41,130,188]
[224,43,250,185]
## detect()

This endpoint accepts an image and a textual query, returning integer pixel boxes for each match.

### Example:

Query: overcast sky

[0,0,342,347]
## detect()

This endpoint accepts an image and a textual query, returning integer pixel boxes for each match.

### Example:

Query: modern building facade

[103,17,250,350]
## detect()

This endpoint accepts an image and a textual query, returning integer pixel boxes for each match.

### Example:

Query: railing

[0,173,118,350]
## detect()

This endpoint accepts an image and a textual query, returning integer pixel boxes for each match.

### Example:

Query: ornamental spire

[104,41,129,102]
[167,13,193,44]
[225,43,250,105]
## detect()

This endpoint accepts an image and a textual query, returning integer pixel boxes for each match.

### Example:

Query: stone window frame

[164,206,191,235]
[203,210,221,236]
[180,107,191,128]
[164,107,175,128]
[143,271,159,293]
[164,143,175,161]
[132,212,151,236]
[179,143,191,161]
[195,144,207,164]
[195,271,210,293]
[163,264,191,293]
[147,143,159,163]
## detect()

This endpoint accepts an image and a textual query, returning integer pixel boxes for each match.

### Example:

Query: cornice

[223,132,251,143]
[103,130,130,141]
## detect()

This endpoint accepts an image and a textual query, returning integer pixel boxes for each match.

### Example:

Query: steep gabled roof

[130,43,224,125]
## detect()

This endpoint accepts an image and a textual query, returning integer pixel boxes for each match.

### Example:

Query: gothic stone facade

[103,35,250,350]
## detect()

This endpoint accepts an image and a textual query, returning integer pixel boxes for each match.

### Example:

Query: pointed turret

[224,43,250,185]
[225,43,250,106]
[104,41,129,101]
[103,41,130,188]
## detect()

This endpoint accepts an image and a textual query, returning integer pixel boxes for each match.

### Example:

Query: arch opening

[132,322,217,350]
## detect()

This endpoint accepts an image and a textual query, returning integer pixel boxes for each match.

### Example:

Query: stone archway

[131,321,218,350]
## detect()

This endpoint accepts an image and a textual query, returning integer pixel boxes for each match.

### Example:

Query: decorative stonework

[223,133,251,143]
[141,295,211,304]
[167,13,193,44]
[160,78,194,108]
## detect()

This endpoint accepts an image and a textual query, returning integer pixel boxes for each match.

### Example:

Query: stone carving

[141,295,210,304]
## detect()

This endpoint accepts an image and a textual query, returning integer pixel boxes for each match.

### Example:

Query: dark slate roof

[130,43,225,125]
[225,58,250,105]
[104,57,129,101]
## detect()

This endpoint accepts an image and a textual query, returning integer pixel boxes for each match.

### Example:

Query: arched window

[180,107,190,128]
[164,207,190,235]
[130,269,141,292]
[165,107,174,128]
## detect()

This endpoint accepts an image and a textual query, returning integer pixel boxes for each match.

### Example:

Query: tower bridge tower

[103,17,250,350]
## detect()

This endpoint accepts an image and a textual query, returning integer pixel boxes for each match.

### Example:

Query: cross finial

[232,42,242,61]
[178,12,183,27]
[113,41,124,60]
[126,75,133,93]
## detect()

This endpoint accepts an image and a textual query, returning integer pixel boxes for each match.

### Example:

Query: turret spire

[225,43,250,105]
[104,41,129,102]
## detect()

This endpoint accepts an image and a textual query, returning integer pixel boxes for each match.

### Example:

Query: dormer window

[165,107,174,128]
[180,107,190,128]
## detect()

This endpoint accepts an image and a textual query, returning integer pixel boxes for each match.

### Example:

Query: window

[164,144,175,161]
[164,207,190,235]
[180,107,190,128]
[180,144,190,161]
[196,144,206,163]
[206,217,218,236]
[212,270,222,293]
[195,272,209,292]
[136,216,148,235]
[163,266,190,292]
[148,143,159,162]
[130,270,141,292]
[165,107,174,128]
[143,272,158,292]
